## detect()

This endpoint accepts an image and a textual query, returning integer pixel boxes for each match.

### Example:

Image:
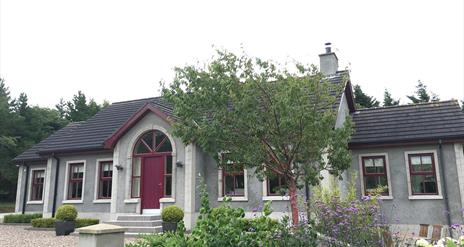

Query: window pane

[269,177,280,195]
[364,159,374,167]
[142,132,154,150]
[410,156,422,172]
[365,176,388,195]
[132,178,140,197]
[411,175,437,194]
[166,156,172,174]
[157,138,172,152]
[165,176,172,196]
[133,158,141,176]
[135,140,151,154]
[374,158,384,167]
[224,175,235,195]
[421,155,432,165]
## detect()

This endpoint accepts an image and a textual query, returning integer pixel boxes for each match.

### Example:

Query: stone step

[106,220,162,227]
[125,226,162,234]
[117,215,161,221]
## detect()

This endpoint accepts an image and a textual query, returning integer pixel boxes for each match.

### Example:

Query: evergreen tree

[353,84,380,109]
[407,80,439,103]
[383,89,400,106]
[56,91,105,122]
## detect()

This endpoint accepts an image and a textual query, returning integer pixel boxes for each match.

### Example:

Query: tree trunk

[288,179,299,226]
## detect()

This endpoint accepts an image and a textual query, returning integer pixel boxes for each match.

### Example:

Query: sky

[0,0,463,108]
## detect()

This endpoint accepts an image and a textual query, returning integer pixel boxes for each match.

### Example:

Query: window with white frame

[98,161,113,199]
[361,155,390,196]
[407,153,438,195]
[218,153,247,200]
[67,163,84,200]
[30,169,45,201]
[265,172,288,196]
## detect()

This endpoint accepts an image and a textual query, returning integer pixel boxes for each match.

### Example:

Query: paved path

[0,225,136,247]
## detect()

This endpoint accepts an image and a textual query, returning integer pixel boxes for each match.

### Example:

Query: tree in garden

[353,84,380,108]
[407,80,439,103]
[163,50,353,226]
[383,89,400,106]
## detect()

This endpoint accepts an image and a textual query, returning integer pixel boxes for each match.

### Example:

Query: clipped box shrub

[161,205,184,223]
[55,205,78,221]
[31,218,55,228]
[3,213,42,223]
[75,218,99,228]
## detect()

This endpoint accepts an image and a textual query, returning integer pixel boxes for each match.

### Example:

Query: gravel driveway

[0,224,136,247]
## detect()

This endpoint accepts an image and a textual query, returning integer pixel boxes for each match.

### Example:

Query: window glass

[165,176,172,196]
[132,178,140,198]
[408,153,438,195]
[133,158,141,177]
[362,156,389,196]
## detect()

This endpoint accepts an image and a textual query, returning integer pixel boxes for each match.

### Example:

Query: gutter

[51,155,60,217]
[21,163,29,214]
[438,139,453,237]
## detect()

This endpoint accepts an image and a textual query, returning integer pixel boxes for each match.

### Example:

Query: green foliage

[3,213,42,223]
[128,182,319,247]
[161,205,184,223]
[31,218,55,228]
[55,205,78,221]
[353,84,380,108]
[30,217,98,228]
[75,218,100,228]
[56,91,108,122]
[383,89,400,106]
[163,50,353,225]
[407,80,439,103]
[311,177,386,246]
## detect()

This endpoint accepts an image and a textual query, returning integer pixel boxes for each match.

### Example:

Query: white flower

[416,238,431,247]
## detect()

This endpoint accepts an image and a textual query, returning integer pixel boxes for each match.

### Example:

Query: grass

[0,202,15,213]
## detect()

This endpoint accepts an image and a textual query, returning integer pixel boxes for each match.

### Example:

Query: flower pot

[162,222,177,232]
[55,220,75,236]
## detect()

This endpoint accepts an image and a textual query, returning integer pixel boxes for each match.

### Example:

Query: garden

[125,180,464,247]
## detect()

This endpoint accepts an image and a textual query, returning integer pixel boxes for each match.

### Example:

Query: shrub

[75,218,99,228]
[311,176,386,246]
[55,205,78,221]
[31,218,55,228]
[3,213,42,223]
[161,206,184,223]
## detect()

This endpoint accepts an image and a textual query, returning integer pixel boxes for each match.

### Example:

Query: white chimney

[319,42,339,76]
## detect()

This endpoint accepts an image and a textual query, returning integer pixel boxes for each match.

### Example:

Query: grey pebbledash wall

[349,144,463,226]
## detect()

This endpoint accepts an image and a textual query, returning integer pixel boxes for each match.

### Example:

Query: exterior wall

[15,162,47,213]
[45,153,113,220]
[350,144,464,226]
[202,150,304,218]
[112,112,186,218]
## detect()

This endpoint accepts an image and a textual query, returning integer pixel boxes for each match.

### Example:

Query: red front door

[141,156,165,209]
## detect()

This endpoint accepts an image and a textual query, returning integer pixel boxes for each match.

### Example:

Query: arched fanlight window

[134,130,172,155]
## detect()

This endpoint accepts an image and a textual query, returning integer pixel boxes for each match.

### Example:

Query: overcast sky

[1,0,463,108]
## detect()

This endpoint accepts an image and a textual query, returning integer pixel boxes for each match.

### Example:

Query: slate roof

[13,97,174,163]
[350,100,464,146]
[13,72,351,163]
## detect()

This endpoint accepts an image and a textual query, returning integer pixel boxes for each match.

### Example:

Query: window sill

[124,198,140,204]
[159,197,175,203]
[378,196,394,200]
[408,195,443,200]
[26,201,43,205]
[263,196,289,201]
[62,200,83,204]
[93,199,111,204]
[218,197,248,202]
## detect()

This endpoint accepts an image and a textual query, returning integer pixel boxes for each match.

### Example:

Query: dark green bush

[55,205,77,221]
[31,218,55,228]
[161,205,184,223]
[75,218,99,228]
[29,217,99,228]
[3,213,42,223]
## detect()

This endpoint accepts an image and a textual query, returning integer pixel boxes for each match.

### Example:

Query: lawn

[0,202,15,213]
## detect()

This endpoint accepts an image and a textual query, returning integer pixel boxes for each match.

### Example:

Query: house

[12,45,464,233]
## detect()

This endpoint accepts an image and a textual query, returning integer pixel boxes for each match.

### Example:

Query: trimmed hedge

[55,205,78,221]
[3,213,42,223]
[75,218,99,228]
[30,217,100,228]
[31,218,55,228]
[161,205,184,222]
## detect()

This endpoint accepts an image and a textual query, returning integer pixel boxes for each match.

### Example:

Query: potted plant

[161,205,184,232]
[54,205,78,236]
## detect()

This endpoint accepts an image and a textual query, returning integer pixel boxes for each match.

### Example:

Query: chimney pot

[325,42,332,53]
